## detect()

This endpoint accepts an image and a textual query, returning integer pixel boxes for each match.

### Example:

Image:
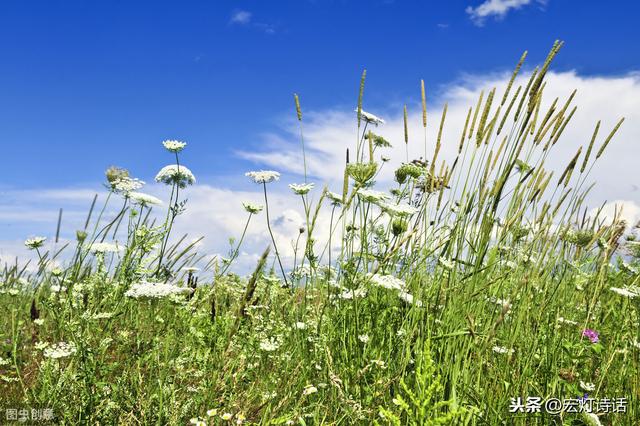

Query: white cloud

[239,70,640,207]
[3,68,640,274]
[466,0,545,26]
[229,10,252,25]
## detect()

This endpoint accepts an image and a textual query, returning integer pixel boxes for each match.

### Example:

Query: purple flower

[582,329,599,343]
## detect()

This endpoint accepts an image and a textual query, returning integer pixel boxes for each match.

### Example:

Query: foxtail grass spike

[595,117,625,159]
[357,69,366,128]
[468,90,484,139]
[421,80,427,128]
[501,50,527,106]
[294,93,302,121]
[580,121,600,172]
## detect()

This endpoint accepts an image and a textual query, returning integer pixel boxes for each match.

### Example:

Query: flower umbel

[245,170,280,184]
[155,165,196,188]
[162,139,187,153]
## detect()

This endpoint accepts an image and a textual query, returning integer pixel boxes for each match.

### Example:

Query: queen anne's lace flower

[112,176,145,193]
[128,192,162,206]
[24,237,47,249]
[242,202,263,214]
[357,189,389,203]
[398,291,423,307]
[325,191,343,205]
[259,338,280,352]
[610,286,639,298]
[289,183,314,195]
[492,346,514,355]
[89,242,122,254]
[368,274,406,291]
[379,202,418,217]
[43,342,77,359]
[162,140,187,153]
[245,170,280,184]
[579,380,596,392]
[302,385,318,395]
[155,165,196,188]
[356,109,385,125]
[125,281,192,299]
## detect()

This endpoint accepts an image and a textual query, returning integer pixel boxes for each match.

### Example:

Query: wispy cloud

[229,10,276,34]
[466,0,545,26]
[229,10,252,25]
[3,69,640,273]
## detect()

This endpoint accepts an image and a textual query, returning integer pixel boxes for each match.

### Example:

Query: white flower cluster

[289,182,314,195]
[43,341,77,359]
[610,286,639,298]
[242,202,263,214]
[357,189,389,203]
[162,139,187,153]
[112,176,145,193]
[356,109,385,125]
[24,236,47,249]
[325,191,343,205]
[125,281,192,299]
[89,242,122,254]
[368,273,422,307]
[379,202,418,217]
[128,192,162,206]
[259,338,281,352]
[492,346,515,355]
[369,274,406,291]
[245,170,280,184]
[155,164,196,188]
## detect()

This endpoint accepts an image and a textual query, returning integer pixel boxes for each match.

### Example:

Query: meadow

[1,41,638,425]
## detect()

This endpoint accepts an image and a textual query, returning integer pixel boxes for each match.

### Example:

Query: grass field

[1,41,638,425]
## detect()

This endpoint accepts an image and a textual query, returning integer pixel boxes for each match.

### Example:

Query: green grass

[1,41,639,425]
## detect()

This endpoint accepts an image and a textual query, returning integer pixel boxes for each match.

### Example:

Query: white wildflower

[580,412,603,426]
[189,418,206,426]
[289,183,314,195]
[245,170,280,184]
[125,281,192,299]
[35,341,49,351]
[206,409,218,417]
[631,340,640,350]
[369,274,406,291]
[24,237,46,250]
[610,286,639,298]
[580,380,596,392]
[290,265,311,280]
[492,346,514,355]
[162,139,186,153]
[112,176,145,193]
[155,164,196,188]
[128,192,162,206]
[302,385,318,395]
[339,287,367,299]
[557,317,579,326]
[295,322,307,330]
[357,189,389,203]
[259,338,280,352]
[379,202,418,217]
[398,291,423,307]
[242,202,263,214]
[43,342,77,359]
[325,191,343,205]
[89,242,122,254]
[34,319,45,326]
[358,334,370,344]
[221,413,233,421]
[93,312,115,320]
[439,257,455,270]
[356,109,385,126]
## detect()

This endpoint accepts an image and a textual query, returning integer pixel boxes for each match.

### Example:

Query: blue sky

[2,0,640,269]
[1,0,638,187]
